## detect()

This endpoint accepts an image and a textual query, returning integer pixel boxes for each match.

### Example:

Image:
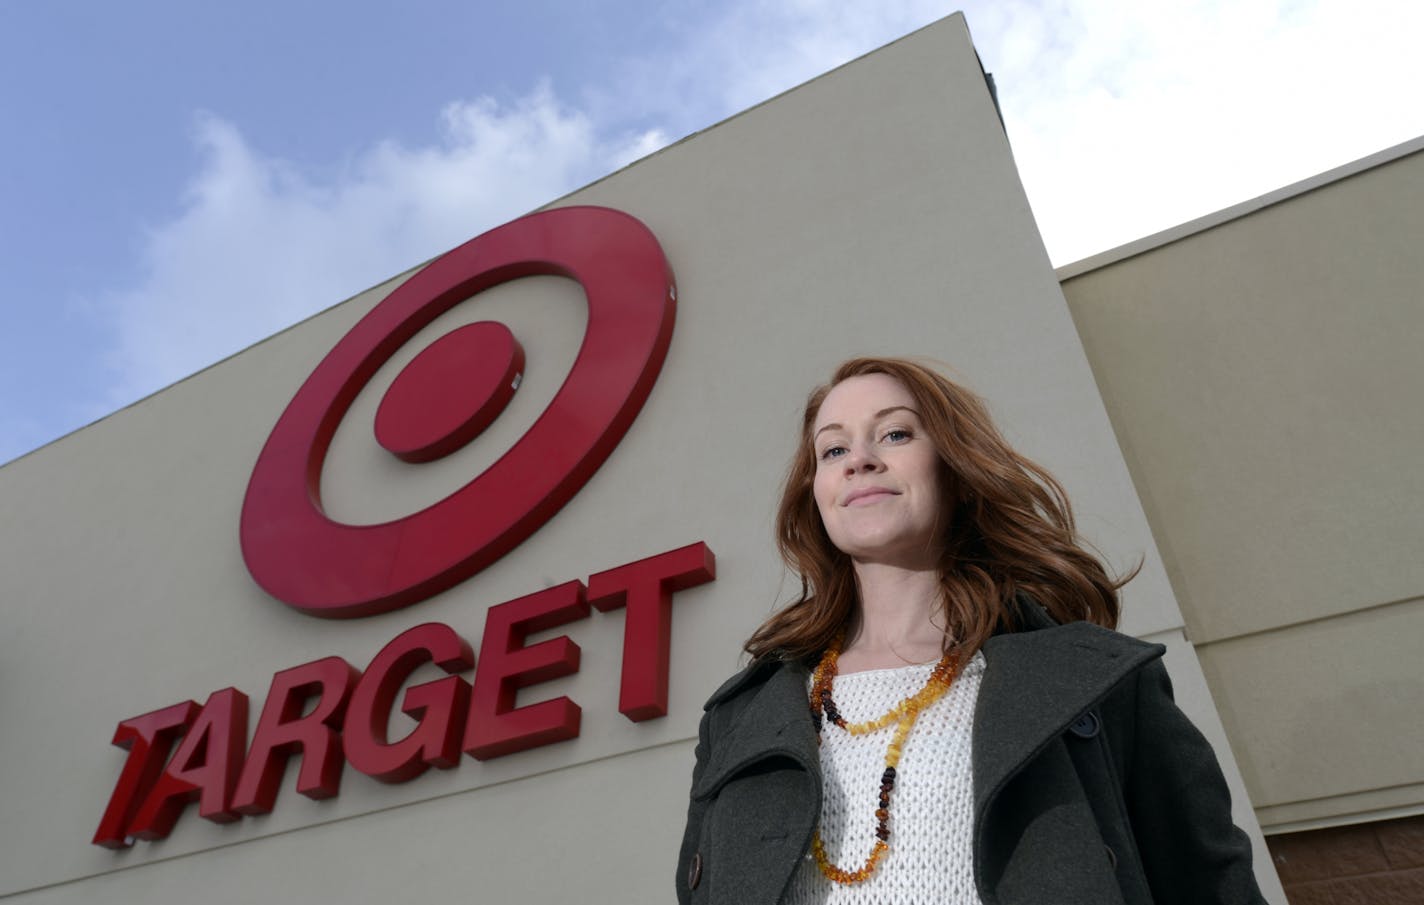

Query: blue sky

[3,0,1422,466]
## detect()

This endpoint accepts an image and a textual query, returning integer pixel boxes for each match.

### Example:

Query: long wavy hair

[744,357,1131,662]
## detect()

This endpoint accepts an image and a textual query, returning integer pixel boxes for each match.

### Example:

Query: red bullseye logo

[241,206,676,618]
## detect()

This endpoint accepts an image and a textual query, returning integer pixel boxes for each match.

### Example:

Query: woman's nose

[843,445,883,473]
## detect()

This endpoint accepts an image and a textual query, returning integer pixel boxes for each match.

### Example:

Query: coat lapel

[693,660,819,801]
[972,621,1163,824]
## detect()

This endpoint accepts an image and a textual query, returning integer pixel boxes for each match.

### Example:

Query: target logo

[241,206,677,618]
[96,210,704,848]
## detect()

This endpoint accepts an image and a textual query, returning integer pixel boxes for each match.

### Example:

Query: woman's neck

[838,562,946,673]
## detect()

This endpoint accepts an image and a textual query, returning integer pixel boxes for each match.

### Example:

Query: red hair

[744,357,1130,661]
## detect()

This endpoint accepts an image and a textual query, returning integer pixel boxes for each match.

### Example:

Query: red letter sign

[233,657,359,814]
[346,624,474,782]
[93,702,199,848]
[464,581,590,759]
[126,688,248,839]
[589,542,716,721]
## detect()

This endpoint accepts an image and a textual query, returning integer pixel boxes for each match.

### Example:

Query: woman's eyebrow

[875,405,918,420]
[812,406,919,440]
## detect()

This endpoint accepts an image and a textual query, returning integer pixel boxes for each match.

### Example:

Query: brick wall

[1267,815,1424,904]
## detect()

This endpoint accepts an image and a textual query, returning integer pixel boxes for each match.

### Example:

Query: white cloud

[96,85,653,411]
[610,128,670,170]
[970,0,1424,262]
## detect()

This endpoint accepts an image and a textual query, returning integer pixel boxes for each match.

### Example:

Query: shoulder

[991,595,1164,663]
[981,619,1165,678]
[975,618,1168,745]
[703,655,800,709]
[694,655,814,750]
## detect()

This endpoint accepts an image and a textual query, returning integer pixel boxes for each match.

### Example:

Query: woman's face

[810,373,945,569]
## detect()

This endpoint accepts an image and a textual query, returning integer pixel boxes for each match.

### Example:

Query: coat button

[688,852,703,890]
[1069,711,1101,738]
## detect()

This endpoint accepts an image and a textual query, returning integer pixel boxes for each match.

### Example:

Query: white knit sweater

[784,652,986,905]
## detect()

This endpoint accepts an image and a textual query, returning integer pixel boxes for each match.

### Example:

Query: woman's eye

[819,445,847,461]
[883,428,912,443]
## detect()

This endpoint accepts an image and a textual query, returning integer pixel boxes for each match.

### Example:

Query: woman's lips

[843,488,897,507]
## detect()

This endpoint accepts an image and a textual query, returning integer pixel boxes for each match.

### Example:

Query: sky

[3,0,1422,467]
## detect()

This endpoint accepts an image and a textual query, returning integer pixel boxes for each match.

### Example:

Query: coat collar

[972,619,1163,817]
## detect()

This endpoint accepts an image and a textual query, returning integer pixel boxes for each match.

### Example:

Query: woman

[677,357,1265,905]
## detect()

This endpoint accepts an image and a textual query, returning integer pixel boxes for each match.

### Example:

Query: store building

[1061,134,1424,903]
[3,13,1418,904]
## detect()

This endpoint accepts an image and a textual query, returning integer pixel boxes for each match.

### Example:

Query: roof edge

[1056,133,1424,280]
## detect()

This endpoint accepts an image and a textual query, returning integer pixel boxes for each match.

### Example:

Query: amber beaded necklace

[808,635,961,885]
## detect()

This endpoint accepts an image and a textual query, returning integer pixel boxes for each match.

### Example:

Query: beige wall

[1061,138,1424,832]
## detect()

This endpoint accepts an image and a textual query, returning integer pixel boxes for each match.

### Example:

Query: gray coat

[676,609,1266,904]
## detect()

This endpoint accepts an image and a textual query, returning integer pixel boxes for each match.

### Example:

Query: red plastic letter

[127,688,249,840]
[588,542,716,721]
[463,581,589,760]
[346,623,474,782]
[232,657,359,814]
[92,701,198,848]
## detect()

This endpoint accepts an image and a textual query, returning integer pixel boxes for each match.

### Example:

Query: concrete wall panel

[1063,151,1424,643]
[1198,597,1424,828]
